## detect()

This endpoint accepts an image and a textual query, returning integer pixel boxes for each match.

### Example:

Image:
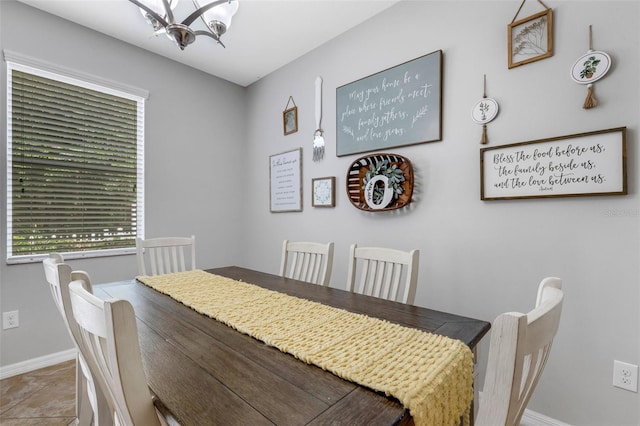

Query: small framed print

[508,9,553,69]
[283,106,298,135]
[312,177,335,207]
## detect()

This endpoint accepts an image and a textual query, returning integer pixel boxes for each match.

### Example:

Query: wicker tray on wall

[346,153,414,212]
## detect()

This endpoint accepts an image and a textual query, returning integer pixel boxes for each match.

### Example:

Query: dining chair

[42,254,112,425]
[136,235,196,276]
[346,244,419,304]
[279,240,334,286]
[68,277,179,426]
[475,277,564,426]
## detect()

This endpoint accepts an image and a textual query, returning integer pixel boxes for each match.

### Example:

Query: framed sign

[312,177,336,207]
[481,127,627,200]
[270,148,302,212]
[336,50,442,156]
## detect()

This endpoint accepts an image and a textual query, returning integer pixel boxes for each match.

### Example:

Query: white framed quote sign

[481,127,627,200]
[270,148,302,212]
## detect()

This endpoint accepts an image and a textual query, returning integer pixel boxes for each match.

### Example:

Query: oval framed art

[570,51,611,84]
[471,98,499,124]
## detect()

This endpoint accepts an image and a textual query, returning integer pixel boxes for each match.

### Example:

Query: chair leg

[76,356,93,426]
[77,353,114,426]
[94,382,114,426]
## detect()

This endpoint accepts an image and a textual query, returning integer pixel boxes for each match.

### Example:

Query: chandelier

[129,0,239,50]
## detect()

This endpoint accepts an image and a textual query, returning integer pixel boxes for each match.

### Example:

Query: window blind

[7,64,144,262]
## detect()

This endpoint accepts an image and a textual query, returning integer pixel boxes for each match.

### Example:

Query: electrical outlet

[2,311,19,329]
[613,360,638,392]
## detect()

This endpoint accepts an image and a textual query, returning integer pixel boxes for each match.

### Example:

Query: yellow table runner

[137,270,473,426]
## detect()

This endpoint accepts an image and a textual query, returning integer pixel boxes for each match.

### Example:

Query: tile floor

[0,360,76,425]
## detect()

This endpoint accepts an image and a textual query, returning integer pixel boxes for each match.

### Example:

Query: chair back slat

[297,252,323,284]
[280,240,334,286]
[387,262,403,301]
[347,244,419,305]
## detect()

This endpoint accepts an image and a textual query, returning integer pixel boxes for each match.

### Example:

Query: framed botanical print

[312,177,335,207]
[508,9,553,69]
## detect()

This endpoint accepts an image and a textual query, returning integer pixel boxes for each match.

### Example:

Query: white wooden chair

[475,277,564,426]
[42,254,112,426]
[68,278,179,426]
[346,244,419,304]
[136,235,196,276]
[279,240,334,286]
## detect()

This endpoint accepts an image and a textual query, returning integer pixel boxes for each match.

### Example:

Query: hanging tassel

[582,27,598,109]
[583,84,597,109]
[480,124,488,144]
[479,74,489,145]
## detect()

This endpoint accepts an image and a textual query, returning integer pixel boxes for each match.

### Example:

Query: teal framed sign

[336,50,443,157]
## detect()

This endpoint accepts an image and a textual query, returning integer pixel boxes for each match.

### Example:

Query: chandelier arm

[181,0,234,26]
[128,0,170,28]
[161,0,175,24]
[193,30,226,48]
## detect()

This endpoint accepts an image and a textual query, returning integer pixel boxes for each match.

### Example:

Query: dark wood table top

[96,266,490,426]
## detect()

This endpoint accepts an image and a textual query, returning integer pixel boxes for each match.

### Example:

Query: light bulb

[195,0,239,36]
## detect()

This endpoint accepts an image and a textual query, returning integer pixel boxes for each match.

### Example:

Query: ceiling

[17,0,400,87]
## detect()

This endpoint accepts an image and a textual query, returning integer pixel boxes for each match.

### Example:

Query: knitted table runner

[137,270,473,426]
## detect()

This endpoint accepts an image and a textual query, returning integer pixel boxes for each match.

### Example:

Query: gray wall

[0,0,246,362]
[241,1,639,425]
[1,1,639,425]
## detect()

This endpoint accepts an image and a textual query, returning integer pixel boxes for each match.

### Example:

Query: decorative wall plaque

[472,74,499,145]
[570,25,612,109]
[346,153,414,212]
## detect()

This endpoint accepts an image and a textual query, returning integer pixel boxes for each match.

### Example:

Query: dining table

[94,266,491,426]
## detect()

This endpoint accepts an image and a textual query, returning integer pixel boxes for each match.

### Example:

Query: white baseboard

[520,409,570,426]
[521,408,571,426]
[478,391,570,426]
[0,349,77,380]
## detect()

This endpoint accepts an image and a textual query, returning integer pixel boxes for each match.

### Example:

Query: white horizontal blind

[7,62,145,261]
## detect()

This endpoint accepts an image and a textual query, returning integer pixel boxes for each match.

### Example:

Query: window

[6,57,145,263]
